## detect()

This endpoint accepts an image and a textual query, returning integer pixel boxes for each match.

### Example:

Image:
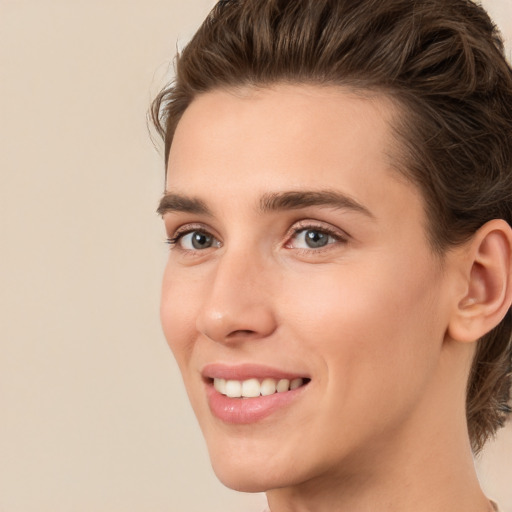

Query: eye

[168,229,221,250]
[287,227,342,250]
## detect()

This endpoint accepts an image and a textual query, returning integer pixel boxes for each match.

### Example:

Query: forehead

[170,84,397,159]
[169,85,400,178]
[165,84,422,226]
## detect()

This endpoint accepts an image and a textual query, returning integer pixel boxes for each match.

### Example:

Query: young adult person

[152,1,512,511]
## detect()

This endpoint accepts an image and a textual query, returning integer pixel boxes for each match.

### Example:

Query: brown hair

[151,0,512,453]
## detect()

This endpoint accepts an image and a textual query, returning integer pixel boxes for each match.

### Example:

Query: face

[159,85,456,493]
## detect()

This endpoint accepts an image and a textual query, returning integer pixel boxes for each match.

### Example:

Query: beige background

[0,1,510,511]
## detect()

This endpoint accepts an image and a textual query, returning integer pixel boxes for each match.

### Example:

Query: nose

[196,249,277,344]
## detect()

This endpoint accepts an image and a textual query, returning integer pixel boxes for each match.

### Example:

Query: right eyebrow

[157,193,211,216]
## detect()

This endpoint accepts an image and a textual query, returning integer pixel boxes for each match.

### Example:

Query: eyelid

[166,223,221,248]
[284,220,350,249]
[164,219,350,252]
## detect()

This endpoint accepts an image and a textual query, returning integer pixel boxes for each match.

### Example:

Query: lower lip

[206,383,308,424]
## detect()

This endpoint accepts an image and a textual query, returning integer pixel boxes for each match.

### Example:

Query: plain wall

[0,1,510,511]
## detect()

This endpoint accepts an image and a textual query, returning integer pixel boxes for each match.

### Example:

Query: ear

[448,219,512,343]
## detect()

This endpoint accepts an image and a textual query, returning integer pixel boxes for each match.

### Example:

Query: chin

[206,446,269,492]
[207,439,322,494]
[205,442,292,493]
[214,468,271,493]
[212,461,300,493]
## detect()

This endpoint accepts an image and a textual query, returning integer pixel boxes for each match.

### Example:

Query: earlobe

[448,219,512,343]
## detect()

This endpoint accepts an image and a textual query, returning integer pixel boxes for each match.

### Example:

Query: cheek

[282,256,443,400]
[160,263,201,368]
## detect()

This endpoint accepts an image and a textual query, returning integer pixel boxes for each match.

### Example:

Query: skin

[159,85,500,512]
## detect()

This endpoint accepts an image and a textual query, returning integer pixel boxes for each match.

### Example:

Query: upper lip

[201,363,309,381]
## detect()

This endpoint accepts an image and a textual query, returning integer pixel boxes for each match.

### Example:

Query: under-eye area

[210,377,311,398]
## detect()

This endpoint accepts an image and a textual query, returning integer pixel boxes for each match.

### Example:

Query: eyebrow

[157,190,374,218]
[259,190,374,218]
[157,193,209,216]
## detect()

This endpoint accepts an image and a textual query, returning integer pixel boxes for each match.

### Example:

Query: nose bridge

[196,245,276,343]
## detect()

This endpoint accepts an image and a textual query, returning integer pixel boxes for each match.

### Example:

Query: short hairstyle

[151,0,512,453]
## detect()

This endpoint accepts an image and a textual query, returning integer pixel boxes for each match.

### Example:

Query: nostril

[196,299,277,343]
[226,329,257,339]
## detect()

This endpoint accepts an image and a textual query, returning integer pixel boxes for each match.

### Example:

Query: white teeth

[290,378,303,390]
[260,378,277,396]
[213,378,227,394]
[241,378,260,398]
[225,380,242,398]
[276,379,290,392]
[213,377,305,397]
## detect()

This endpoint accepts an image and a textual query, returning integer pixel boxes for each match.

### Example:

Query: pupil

[192,232,212,249]
[305,230,328,248]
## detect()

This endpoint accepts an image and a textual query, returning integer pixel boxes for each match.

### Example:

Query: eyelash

[285,221,348,251]
[165,221,348,252]
[165,223,213,247]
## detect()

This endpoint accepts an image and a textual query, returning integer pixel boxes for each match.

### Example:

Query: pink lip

[201,363,308,381]
[202,364,310,425]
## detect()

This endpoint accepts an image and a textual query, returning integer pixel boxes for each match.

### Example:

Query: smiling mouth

[212,377,311,398]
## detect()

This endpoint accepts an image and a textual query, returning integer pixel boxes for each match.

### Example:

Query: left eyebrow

[259,190,374,218]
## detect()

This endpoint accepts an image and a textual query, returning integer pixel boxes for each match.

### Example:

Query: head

[152,0,512,478]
